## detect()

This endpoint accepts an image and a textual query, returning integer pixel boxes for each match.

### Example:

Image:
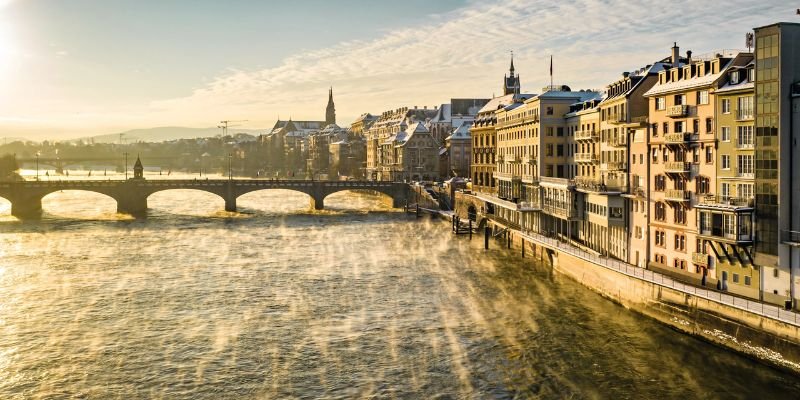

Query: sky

[0,0,796,140]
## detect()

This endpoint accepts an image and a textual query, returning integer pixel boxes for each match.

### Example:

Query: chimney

[671,42,680,65]
[686,50,693,65]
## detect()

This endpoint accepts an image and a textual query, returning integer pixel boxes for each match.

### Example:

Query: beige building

[445,122,472,178]
[365,107,438,181]
[644,44,752,286]
[694,61,758,299]
[379,122,439,182]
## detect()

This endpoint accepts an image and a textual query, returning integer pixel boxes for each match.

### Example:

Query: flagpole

[550,55,553,89]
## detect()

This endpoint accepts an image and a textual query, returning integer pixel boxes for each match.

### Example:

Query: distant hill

[77,126,266,144]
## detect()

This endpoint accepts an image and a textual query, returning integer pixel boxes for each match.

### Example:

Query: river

[0,172,799,399]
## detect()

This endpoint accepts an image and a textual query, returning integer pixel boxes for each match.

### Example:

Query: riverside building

[644,44,753,287]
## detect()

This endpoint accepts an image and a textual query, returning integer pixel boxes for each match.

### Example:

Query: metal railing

[516,229,800,327]
[575,130,598,141]
[664,161,690,173]
[666,105,689,117]
[696,195,754,208]
[574,153,598,163]
[782,230,800,244]
[664,132,698,144]
[665,189,690,202]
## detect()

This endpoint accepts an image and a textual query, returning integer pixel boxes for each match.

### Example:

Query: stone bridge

[0,179,411,218]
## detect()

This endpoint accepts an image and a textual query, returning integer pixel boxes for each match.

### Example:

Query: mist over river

[0,174,799,399]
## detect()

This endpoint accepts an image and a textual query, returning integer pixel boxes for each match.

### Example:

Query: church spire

[325,87,336,125]
[503,53,520,95]
[509,51,515,75]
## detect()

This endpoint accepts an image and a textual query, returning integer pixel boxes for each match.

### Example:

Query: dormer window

[730,71,740,84]
[748,68,755,82]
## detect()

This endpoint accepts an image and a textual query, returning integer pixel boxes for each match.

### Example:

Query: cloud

[1,0,793,138]
[146,0,788,129]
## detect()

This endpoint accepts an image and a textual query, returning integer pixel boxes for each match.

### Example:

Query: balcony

[542,201,577,219]
[607,136,627,147]
[664,132,698,145]
[666,105,689,118]
[575,177,627,193]
[574,153,598,163]
[575,130,598,141]
[606,113,626,124]
[783,230,800,246]
[692,252,710,267]
[735,140,754,150]
[695,195,754,210]
[698,211,754,244]
[600,161,627,171]
[664,161,690,174]
[735,169,754,178]
[539,176,576,189]
[735,109,754,121]
[665,189,690,202]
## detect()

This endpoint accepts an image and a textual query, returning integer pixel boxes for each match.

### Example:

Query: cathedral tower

[503,55,521,95]
[325,87,336,125]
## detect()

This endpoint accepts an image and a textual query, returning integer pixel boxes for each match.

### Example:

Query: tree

[0,154,19,180]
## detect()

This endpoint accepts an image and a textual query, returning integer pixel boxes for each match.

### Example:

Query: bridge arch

[40,189,119,218]
[236,188,316,213]
[0,195,11,217]
[322,188,397,211]
[145,188,227,216]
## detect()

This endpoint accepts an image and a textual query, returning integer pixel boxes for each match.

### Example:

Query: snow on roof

[445,121,472,141]
[716,80,754,93]
[477,93,535,115]
[430,104,452,123]
[644,57,738,97]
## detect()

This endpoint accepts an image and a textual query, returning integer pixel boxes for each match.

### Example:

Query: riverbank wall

[451,193,800,375]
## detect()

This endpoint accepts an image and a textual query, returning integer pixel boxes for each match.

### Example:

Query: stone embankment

[450,192,800,375]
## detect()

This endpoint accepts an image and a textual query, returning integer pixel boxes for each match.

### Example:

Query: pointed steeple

[503,53,521,95]
[133,155,144,179]
[325,87,336,125]
[509,52,515,75]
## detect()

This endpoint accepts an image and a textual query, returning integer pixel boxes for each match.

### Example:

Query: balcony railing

[574,153,598,163]
[696,195,754,209]
[608,136,627,147]
[692,252,709,267]
[736,109,754,121]
[606,113,626,124]
[665,189,690,202]
[600,161,627,171]
[664,132,698,145]
[699,227,754,243]
[666,105,689,118]
[575,130,598,141]
[783,230,800,245]
[539,176,575,188]
[576,177,627,193]
[735,169,754,178]
[735,140,754,149]
[664,161,690,173]
[542,202,576,218]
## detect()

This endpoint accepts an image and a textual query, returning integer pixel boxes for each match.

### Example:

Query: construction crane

[217,120,249,137]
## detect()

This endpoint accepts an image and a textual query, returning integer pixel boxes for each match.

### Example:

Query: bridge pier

[310,196,324,210]
[11,198,42,219]
[117,195,148,216]
[225,197,237,212]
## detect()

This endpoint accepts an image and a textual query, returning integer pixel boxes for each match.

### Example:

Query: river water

[0,173,799,399]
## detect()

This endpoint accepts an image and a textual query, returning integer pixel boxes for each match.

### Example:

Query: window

[721,183,730,200]
[655,230,666,247]
[730,71,740,84]
[656,97,666,110]
[705,118,713,134]
[722,99,731,114]
[546,144,553,156]
[557,127,564,137]
[721,154,730,170]
[737,126,754,148]
[546,107,553,115]
[737,154,753,176]
[655,202,667,221]
[675,121,684,133]
[698,90,709,105]
[654,175,666,191]
[652,123,658,137]
[692,147,700,164]
[663,122,669,134]
[556,145,564,157]
[696,176,710,194]
[733,273,739,283]
[674,233,686,251]
[745,276,752,286]
[674,94,686,105]
[737,96,754,119]
[721,126,730,142]
[662,148,669,163]
[737,183,753,199]
[675,206,687,225]
[705,147,713,164]
[652,148,659,163]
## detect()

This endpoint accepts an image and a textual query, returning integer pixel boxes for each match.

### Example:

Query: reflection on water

[0,187,799,399]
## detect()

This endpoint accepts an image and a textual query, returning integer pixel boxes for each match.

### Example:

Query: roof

[445,121,472,141]
[643,53,750,97]
[476,93,535,115]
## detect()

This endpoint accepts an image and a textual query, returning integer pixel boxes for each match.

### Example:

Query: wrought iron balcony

[665,189,690,202]
[575,130,598,141]
[600,161,627,171]
[606,113,626,124]
[735,139,754,149]
[664,132,698,145]
[692,252,709,267]
[695,195,754,210]
[575,177,627,193]
[664,161,690,174]
[574,153,598,163]
[666,105,689,118]
[608,136,627,147]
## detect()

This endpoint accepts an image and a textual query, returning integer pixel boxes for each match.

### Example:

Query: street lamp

[123,152,129,180]
[228,153,233,180]
[35,151,40,181]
